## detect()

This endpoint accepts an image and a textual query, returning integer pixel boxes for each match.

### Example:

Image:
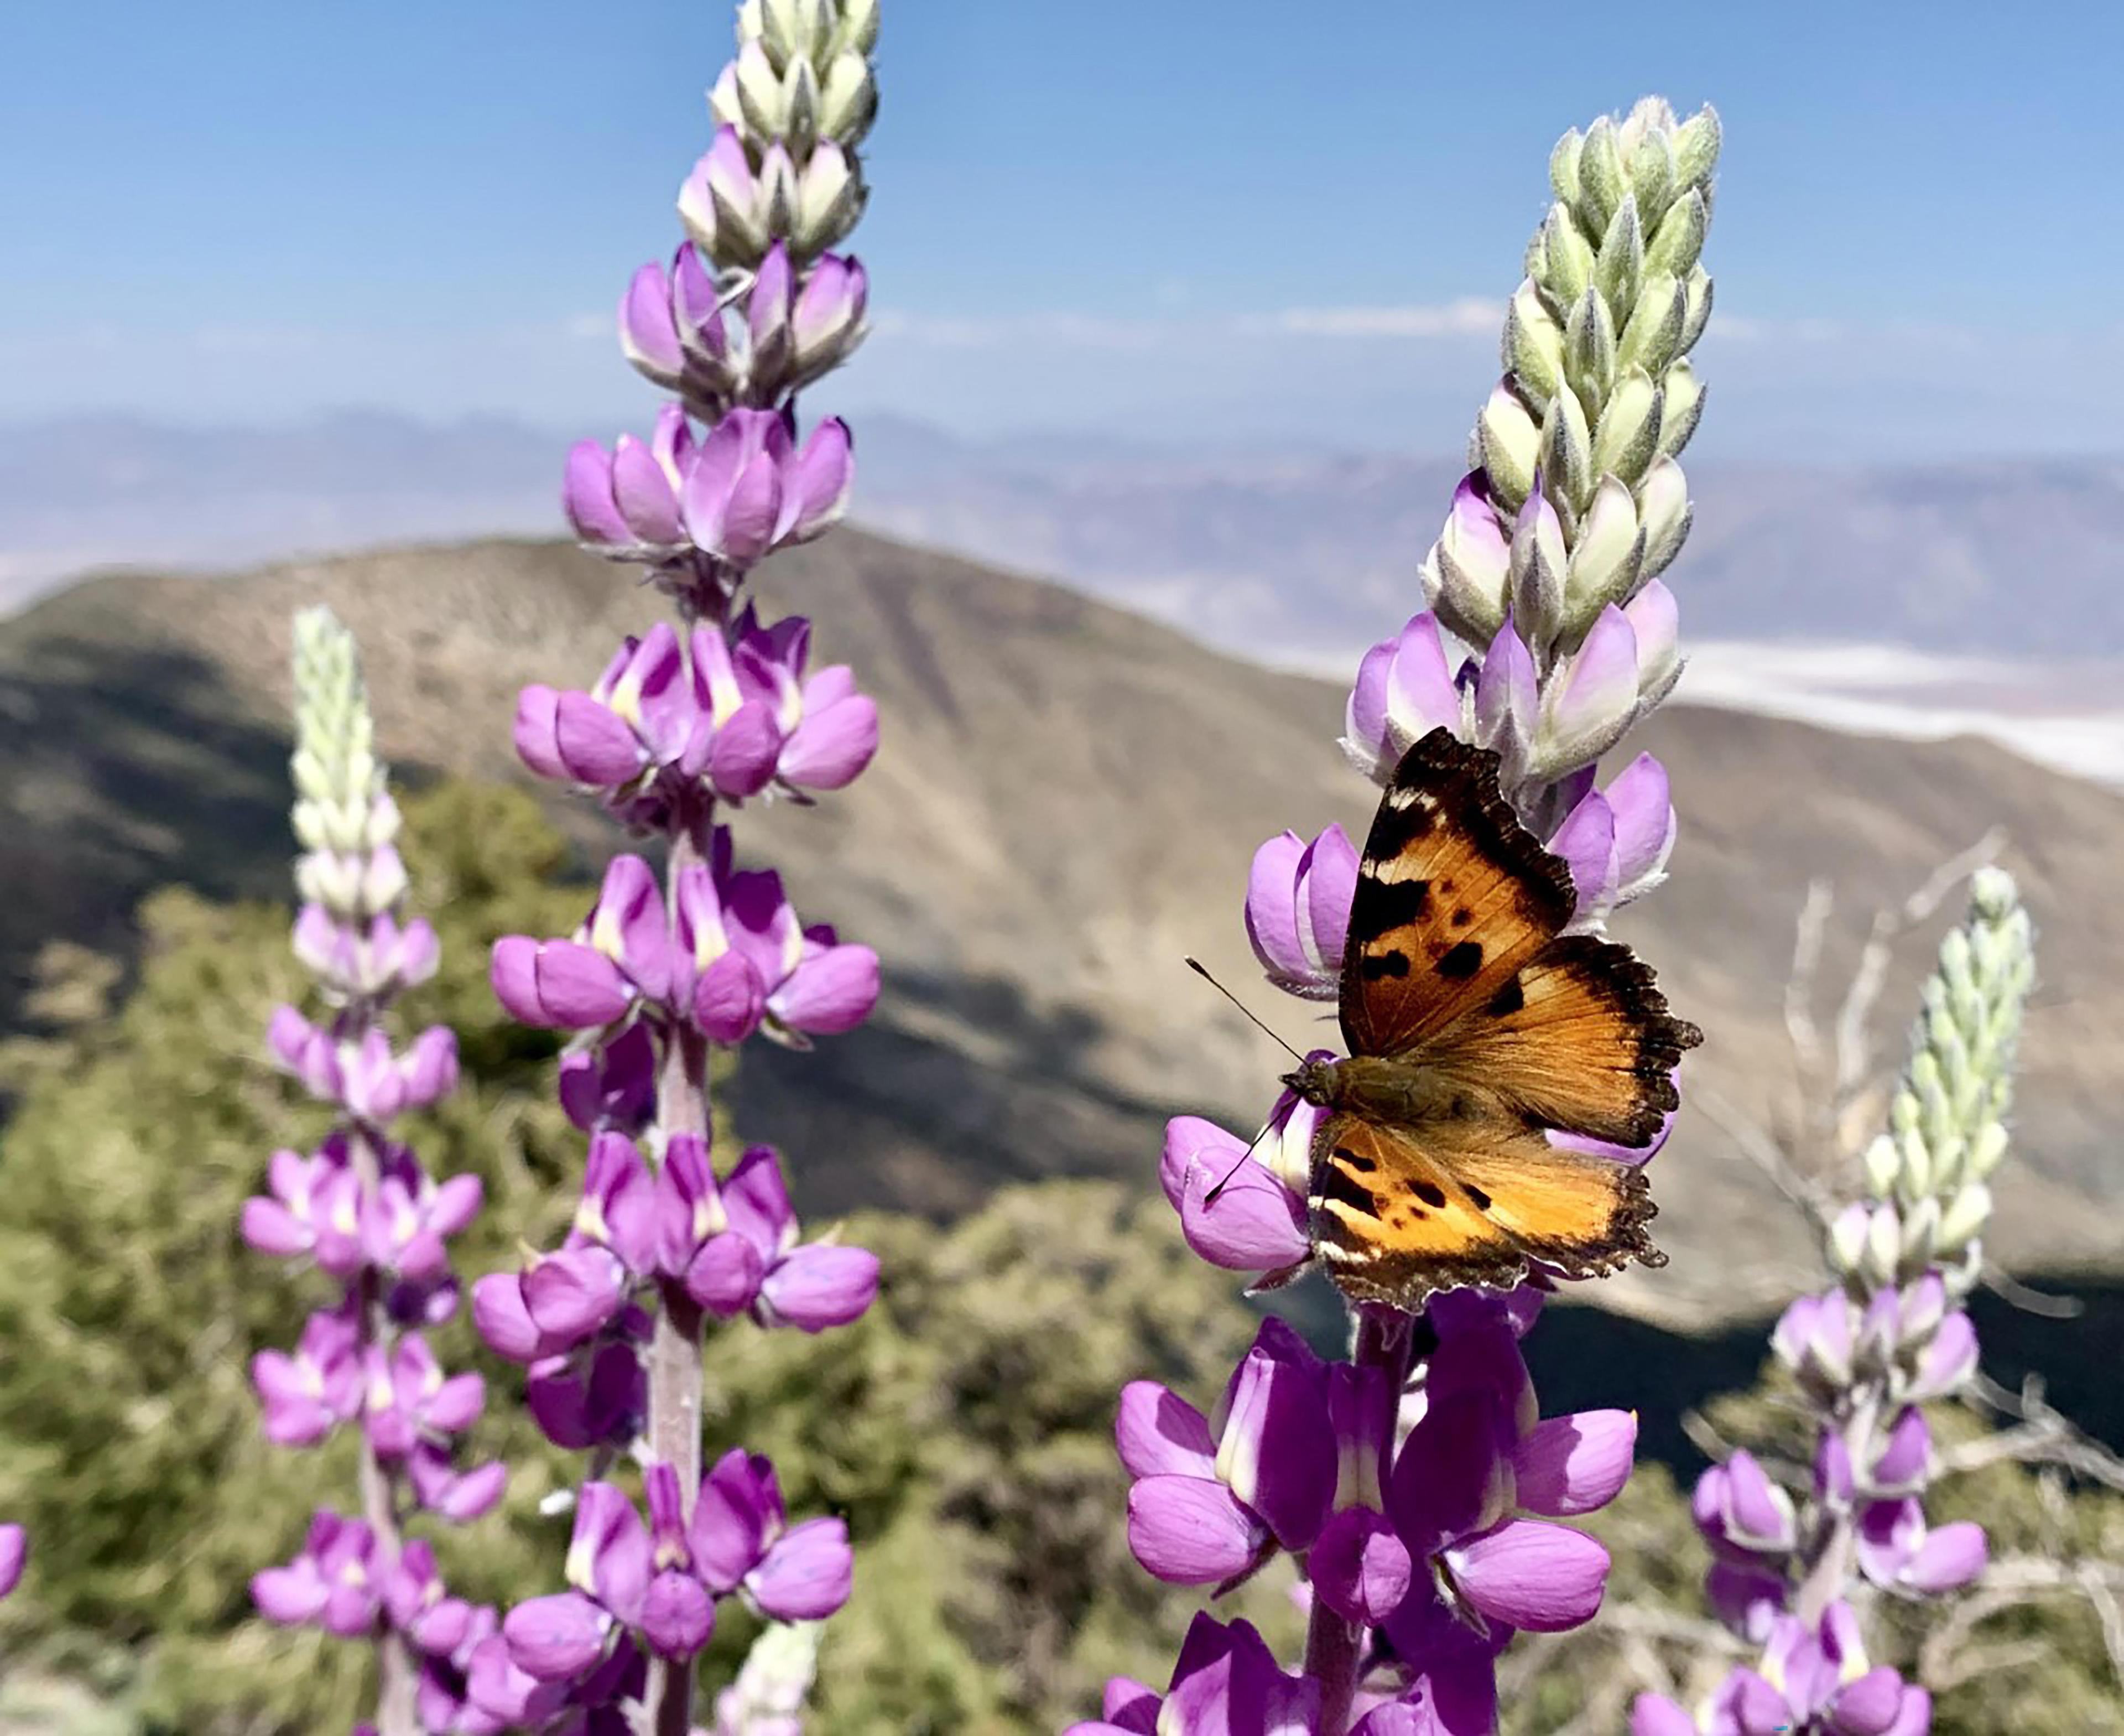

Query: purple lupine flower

[680,408,853,568]
[252,1305,365,1445]
[242,1145,367,1275]
[1246,824,1360,999]
[618,245,741,405]
[563,408,697,564]
[1855,1498,1986,1594]
[505,1482,652,1680]
[292,906,441,999]
[363,1147,484,1284]
[0,1526,23,1601]
[252,1510,384,1636]
[683,1144,878,1331]
[1068,1613,1321,1734]
[1341,610,1466,785]
[1633,1603,1932,1735]
[492,854,680,1031]
[690,1448,854,1619]
[1118,1318,1336,1587]
[362,1333,485,1459]
[676,831,879,1044]
[558,1021,660,1137]
[1158,1082,1321,1277]
[1693,1450,1799,1563]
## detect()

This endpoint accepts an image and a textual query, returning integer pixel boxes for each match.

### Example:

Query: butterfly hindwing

[1424,933,1703,1148]
[1340,730,1574,1060]
[1307,1110,1663,1312]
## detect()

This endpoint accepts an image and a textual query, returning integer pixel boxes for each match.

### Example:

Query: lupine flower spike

[1635,867,2032,1735]
[246,608,502,1736]
[480,1,884,1727]
[1095,96,1722,1733]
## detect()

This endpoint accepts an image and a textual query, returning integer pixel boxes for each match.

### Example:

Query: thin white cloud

[1243,299,1503,339]
[870,310,1165,350]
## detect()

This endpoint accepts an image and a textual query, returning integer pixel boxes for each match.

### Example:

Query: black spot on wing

[1332,1145,1377,1173]
[1464,1183,1493,1213]
[1365,877,1431,928]
[1451,906,1472,928]
[1437,940,1483,979]
[1486,976,1525,1017]
[1361,951,1411,980]
[1367,797,1435,856]
[1316,1165,1379,1218]
[1409,1178,1447,1208]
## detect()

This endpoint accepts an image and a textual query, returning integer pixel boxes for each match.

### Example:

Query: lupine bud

[1561,476,1644,635]
[1504,280,1564,409]
[1508,476,1568,653]
[1476,383,1540,513]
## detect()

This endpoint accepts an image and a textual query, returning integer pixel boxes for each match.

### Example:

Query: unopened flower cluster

[1084,98,1720,1732]
[247,609,504,1729]
[473,1,884,1727]
[1636,870,2032,1736]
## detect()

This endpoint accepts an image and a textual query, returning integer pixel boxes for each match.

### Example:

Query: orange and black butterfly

[1284,726,1702,1311]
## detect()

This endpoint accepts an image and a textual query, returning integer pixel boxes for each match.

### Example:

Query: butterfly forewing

[1339,731,1574,1060]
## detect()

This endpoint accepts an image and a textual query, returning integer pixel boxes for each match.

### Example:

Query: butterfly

[1282,726,1702,1311]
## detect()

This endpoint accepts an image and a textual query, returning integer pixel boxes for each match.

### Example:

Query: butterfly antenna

[1184,957,1306,1064]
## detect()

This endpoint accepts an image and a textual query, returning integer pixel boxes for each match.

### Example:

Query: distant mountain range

[6,410,2122,664]
[4,528,2122,1326]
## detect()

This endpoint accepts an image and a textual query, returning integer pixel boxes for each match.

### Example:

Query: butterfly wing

[1340,726,1701,1147]
[1308,1110,1662,1312]
[1339,729,1575,1059]
[1423,934,1703,1148]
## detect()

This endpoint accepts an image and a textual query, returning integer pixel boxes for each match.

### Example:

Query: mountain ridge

[3,527,2120,1323]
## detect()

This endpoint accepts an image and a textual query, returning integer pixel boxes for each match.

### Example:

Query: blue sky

[4,0,2121,458]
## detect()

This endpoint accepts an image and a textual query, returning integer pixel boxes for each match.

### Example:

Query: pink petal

[1447,1519,1610,1632]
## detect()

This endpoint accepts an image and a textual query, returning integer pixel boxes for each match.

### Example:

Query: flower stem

[647,825,712,1736]
[1794,1382,1882,1626]
[1306,1309,1414,1735]
[347,1120,417,1736]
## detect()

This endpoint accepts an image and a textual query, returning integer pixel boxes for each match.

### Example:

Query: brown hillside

[3,530,2120,1321]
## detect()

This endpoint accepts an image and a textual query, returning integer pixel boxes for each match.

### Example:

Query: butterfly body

[1295,727,1702,1312]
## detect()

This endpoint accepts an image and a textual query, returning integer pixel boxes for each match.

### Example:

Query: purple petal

[1905,1520,1986,1593]
[562,441,629,547]
[252,1563,327,1626]
[618,261,683,384]
[706,699,785,799]
[1244,831,1310,983]
[1540,605,1640,767]
[1602,753,1675,889]
[1545,791,1618,918]
[521,1248,627,1345]
[780,418,855,542]
[513,685,568,780]
[553,693,648,787]
[502,1592,612,1682]
[1447,1519,1610,1633]
[760,1244,879,1330]
[1116,1382,1217,1481]
[1628,1696,1700,1736]
[610,435,684,546]
[1512,1410,1637,1517]
[685,1231,767,1317]
[1215,1330,1336,1551]
[1161,1114,1244,1212]
[640,1571,715,1660]
[771,943,879,1035]
[1178,1155,1310,1272]
[692,951,767,1044]
[1831,1668,1912,1735]
[0,1526,25,1600]
[749,1516,853,1619]
[1126,1475,1266,1586]
[470,1274,548,1364]
[1310,1506,1413,1624]
[780,692,879,789]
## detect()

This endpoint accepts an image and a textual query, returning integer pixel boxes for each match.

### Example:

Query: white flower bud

[1646,189,1709,280]
[1936,1184,1992,1254]
[1828,1201,1871,1277]
[1539,387,1595,511]
[1969,1121,2010,1179]
[1627,127,1677,230]
[1564,287,1617,404]
[1657,361,1704,457]
[1576,116,1625,232]
[1504,280,1565,410]
[1672,105,1723,190]
[1618,271,1686,377]
[817,49,876,145]
[1594,196,1644,321]
[1477,384,1541,512]
[1592,367,1662,486]
[1678,264,1715,356]
[1635,455,1691,580]
[1549,128,1584,206]
[1562,476,1644,632]
[1862,1134,1901,1199]
[834,0,880,57]
[791,141,863,258]
[1535,205,1594,306]
[1862,1203,1903,1288]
